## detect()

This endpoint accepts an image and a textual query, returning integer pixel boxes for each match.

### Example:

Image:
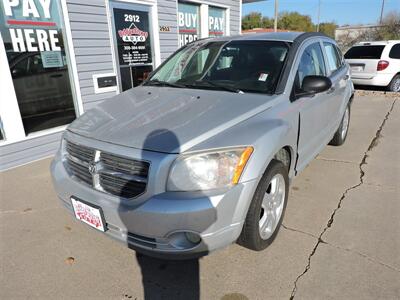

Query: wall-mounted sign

[209,6,226,37]
[93,73,117,94]
[1,0,61,52]
[113,8,152,66]
[178,2,200,47]
[41,51,63,68]
[159,25,171,32]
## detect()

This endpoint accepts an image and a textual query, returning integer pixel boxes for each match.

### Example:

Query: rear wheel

[329,103,350,146]
[238,159,289,251]
[388,74,400,92]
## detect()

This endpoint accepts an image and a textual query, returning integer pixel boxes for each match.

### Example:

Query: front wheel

[329,103,350,146]
[238,159,289,251]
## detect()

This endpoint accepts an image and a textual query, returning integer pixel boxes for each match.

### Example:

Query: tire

[388,74,400,92]
[329,103,350,146]
[238,159,289,251]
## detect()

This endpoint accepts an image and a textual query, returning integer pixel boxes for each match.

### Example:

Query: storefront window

[178,2,200,47]
[209,6,226,37]
[0,0,76,135]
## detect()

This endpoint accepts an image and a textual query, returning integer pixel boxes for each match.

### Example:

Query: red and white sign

[71,198,105,232]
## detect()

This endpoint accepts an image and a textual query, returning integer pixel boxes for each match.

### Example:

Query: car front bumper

[50,151,258,259]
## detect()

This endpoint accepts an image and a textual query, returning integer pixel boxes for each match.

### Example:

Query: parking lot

[0,91,399,300]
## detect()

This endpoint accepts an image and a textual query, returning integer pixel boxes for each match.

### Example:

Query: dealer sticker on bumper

[71,197,106,232]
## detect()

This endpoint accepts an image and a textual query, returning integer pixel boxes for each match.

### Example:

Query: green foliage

[319,22,337,38]
[242,12,274,30]
[241,11,337,35]
[278,12,314,32]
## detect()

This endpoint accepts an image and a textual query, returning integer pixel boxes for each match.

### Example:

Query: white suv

[344,40,400,92]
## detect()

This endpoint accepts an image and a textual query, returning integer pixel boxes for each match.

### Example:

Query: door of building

[110,1,154,92]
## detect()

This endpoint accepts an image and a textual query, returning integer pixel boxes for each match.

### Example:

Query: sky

[242,0,400,26]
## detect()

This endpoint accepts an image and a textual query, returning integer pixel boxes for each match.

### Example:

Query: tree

[242,12,263,30]
[319,22,337,38]
[374,12,400,40]
[336,12,400,51]
[278,12,314,32]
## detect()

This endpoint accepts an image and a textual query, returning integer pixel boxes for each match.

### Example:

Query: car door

[322,41,350,133]
[291,39,334,172]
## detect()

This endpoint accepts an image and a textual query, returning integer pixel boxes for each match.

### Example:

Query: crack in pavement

[282,223,400,273]
[281,223,320,240]
[289,99,397,300]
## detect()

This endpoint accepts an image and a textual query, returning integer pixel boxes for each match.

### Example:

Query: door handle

[50,74,63,78]
[343,74,350,80]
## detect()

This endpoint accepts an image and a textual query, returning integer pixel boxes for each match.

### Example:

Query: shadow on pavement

[117,129,217,300]
[136,253,200,300]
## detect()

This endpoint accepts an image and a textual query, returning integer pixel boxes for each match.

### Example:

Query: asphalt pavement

[0,91,399,300]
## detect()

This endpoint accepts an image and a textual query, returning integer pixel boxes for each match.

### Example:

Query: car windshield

[145,40,290,94]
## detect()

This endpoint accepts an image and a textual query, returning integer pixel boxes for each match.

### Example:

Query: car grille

[65,141,149,199]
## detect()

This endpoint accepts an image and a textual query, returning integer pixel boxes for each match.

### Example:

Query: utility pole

[274,0,278,32]
[379,0,385,24]
[316,0,321,32]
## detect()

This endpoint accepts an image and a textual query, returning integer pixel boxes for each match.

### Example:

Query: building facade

[0,0,243,170]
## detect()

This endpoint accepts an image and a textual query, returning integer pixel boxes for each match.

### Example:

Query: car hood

[68,86,277,153]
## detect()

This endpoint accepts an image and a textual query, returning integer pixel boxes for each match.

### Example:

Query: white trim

[239,0,242,34]
[60,0,84,116]
[151,3,161,67]
[105,0,121,93]
[200,4,209,38]
[225,7,231,36]
[0,125,66,147]
[0,34,25,143]
[92,73,118,94]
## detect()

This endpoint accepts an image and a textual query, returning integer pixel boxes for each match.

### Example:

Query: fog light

[185,232,201,244]
[167,231,202,249]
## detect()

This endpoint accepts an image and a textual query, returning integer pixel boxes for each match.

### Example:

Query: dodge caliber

[51,32,354,258]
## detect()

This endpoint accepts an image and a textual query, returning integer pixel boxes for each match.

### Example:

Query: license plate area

[351,65,364,72]
[71,197,106,232]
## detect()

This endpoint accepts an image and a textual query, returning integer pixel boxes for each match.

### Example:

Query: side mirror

[302,75,332,94]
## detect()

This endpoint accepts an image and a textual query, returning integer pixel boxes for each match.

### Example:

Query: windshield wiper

[144,79,186,88]
[188,80,244,94]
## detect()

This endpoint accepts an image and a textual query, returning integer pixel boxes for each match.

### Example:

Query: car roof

[355,40,400,46]
[207,32,304,43]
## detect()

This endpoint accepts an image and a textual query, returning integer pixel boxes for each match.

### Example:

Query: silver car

[51,32,354,259]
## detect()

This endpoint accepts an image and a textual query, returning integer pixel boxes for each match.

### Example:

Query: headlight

[167,147,253,191]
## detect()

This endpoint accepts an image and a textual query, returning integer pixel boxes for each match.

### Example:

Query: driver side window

[295,42,326,92]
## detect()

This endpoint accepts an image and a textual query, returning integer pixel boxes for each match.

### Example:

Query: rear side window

[323,42,342,73]
[389,44,400,59]
[344,45,385,59]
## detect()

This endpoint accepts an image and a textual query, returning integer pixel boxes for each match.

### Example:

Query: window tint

[324,42,341,72]
[344,45,385,59]
[389,44,400,59]
[296,42,326,89]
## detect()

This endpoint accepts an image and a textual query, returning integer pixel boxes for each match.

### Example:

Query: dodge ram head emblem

[88,162,97,174]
